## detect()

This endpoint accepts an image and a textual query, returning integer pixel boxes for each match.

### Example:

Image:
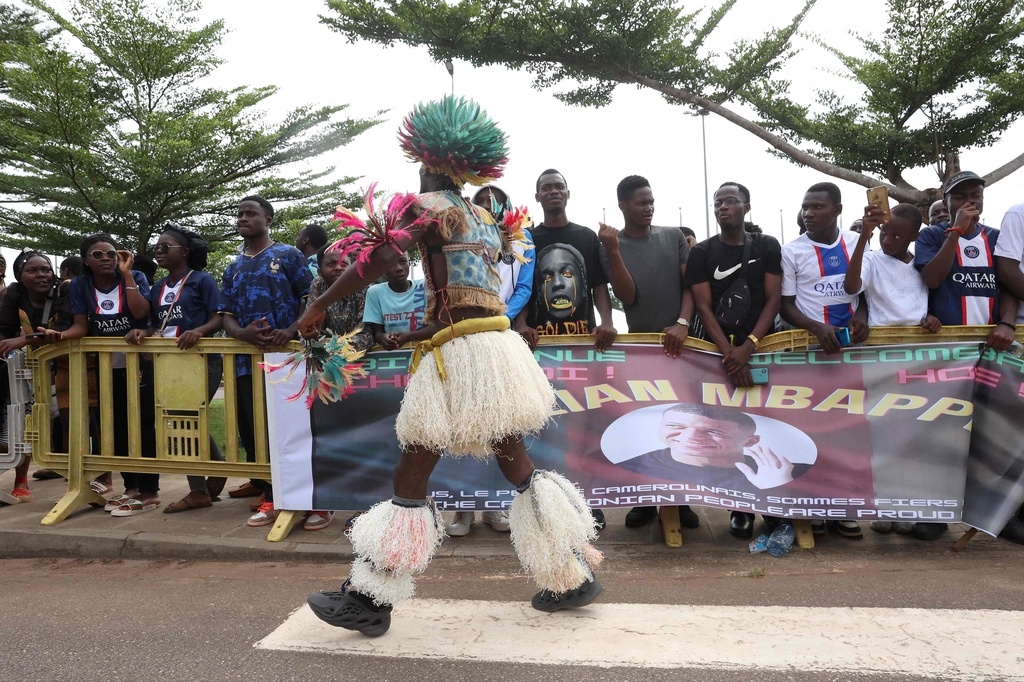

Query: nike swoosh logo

[713,260,758,280]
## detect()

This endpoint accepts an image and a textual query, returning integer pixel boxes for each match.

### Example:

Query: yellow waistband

[409,316,511,381]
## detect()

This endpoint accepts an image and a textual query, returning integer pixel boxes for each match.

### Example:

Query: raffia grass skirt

[395,328,556,459]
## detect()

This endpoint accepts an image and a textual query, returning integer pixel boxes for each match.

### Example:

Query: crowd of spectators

[1,169,1022,544]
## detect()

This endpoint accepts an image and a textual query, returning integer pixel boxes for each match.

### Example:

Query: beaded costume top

[416,191,505,320]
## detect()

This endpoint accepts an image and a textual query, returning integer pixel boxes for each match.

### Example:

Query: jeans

[235,372,272,503]
[187,355,226,493]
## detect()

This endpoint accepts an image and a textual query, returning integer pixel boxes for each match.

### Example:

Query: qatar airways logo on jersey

[952,271,996,289]
[813,280,848,297]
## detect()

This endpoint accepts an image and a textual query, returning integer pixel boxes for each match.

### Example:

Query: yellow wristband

[746,334,759,349]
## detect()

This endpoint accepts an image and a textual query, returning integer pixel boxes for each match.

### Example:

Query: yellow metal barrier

[24,327,1021,545]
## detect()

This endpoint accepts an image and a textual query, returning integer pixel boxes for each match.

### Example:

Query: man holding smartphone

[780,181,868,540]
[684,182,783,539]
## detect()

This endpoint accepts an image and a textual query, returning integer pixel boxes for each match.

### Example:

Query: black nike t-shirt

[684,232,783,340]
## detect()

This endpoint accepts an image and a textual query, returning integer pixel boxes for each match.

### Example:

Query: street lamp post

[686,108,711,239]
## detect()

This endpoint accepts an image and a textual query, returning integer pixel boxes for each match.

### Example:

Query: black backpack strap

[737,233,753,278]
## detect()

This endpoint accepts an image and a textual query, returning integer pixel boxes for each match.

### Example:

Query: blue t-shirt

[914,223,1000,326]
[149,270,220,337]
[69,271,151,337]
[220,243,312,375]
[362,280,426,334]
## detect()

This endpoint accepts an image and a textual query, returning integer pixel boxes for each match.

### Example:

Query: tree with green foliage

[0,0,378,256]
[321,0,1024,205]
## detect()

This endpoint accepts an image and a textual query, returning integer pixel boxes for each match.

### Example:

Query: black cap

[942,171,985,195]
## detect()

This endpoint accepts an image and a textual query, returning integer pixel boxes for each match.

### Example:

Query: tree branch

[625,71,928,203]
[984,150,1024,186]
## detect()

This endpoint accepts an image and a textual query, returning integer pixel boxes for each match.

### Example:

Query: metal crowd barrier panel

[18,327,1020,544]
[25,337,305,541]
[0,350,34,506]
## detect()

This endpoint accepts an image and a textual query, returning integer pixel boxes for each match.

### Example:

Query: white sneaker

[481,511,510,532]
[447,511,473,537]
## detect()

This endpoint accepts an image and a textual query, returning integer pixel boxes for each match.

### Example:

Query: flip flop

[110,498,159,517]
[12,488,33,503]
[163,492,213,514]
[91,479,116,496]
[104,494,131,512]
[32,469,63,480]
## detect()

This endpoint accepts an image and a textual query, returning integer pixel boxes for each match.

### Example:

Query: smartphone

[24,332,47,340]
[750,367,769,385]
[836,327,852,347]
[866,186,891,224]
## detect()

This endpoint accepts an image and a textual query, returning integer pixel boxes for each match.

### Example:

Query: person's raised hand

[735,444,795,490]
[116,250,135,278]
[920,315,942,333]
[592,323,617,352]
[176,329,202,350]
[951,202,980,236]
[985,323,1015,352]
[598,222,620,252]
[861,205,885,236]
[662,322,689,358]
[124,328,147,346]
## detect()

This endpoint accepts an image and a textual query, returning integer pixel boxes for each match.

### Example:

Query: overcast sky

[4,0,1024,276]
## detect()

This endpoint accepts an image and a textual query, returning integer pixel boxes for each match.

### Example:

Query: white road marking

[257,599,1024,679]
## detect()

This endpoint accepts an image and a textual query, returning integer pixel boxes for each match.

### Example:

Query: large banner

[266,341,1024,536]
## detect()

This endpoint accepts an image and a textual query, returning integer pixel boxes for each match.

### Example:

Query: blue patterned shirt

[220,242,312,375]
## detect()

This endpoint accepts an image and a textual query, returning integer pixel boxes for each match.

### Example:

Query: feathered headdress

[398,95,509,188]
[328,182,432,277]
[261,330,368,408]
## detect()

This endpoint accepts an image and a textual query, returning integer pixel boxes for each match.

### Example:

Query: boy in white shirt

[780,181,869,539]
[844,202,942,331]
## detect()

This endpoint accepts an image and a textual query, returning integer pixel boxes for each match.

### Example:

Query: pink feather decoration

[327,183,432,276]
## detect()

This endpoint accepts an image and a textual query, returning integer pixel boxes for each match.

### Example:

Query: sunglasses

[89,249,117,261]
[153,244,185,254]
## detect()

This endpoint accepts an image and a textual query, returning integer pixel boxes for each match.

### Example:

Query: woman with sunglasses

[60,234,159,515]
[0,251,75,501]
[125,224,226,513]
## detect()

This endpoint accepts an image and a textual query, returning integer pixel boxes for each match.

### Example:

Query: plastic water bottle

[766,524,796,557]
[1008,341,1024,359]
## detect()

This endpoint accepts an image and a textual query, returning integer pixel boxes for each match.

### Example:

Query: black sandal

[531,578,604,612]
[307,581,392,636]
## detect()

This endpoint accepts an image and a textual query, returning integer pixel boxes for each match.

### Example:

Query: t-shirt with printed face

[993,203,1024,325]
[528,222,609,336]
[914,223,1000,325]
[781,230,861,326]
[685,232,782,339]
[362,279,426,334]
[219,242,312,376]
[149,270,221,338]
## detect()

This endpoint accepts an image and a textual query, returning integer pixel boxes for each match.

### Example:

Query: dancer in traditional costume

[294,95,604,636]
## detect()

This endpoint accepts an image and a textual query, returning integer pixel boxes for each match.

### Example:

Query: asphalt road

[2,545,1023,681]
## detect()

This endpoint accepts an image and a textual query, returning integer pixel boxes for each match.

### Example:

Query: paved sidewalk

[2,465,1018,563]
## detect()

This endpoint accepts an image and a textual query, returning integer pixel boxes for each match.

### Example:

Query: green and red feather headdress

[398,95,509,188]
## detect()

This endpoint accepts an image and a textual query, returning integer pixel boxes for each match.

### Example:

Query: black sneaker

[591,508,606,531]
[531,578,605,612]
[625,506,658,528]
[307,582,392,636]
[911,522,948,541]
[677,505,700,529]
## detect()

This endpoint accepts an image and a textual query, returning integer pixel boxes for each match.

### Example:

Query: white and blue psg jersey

[914,224,999,326]
[781,230,862,326]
